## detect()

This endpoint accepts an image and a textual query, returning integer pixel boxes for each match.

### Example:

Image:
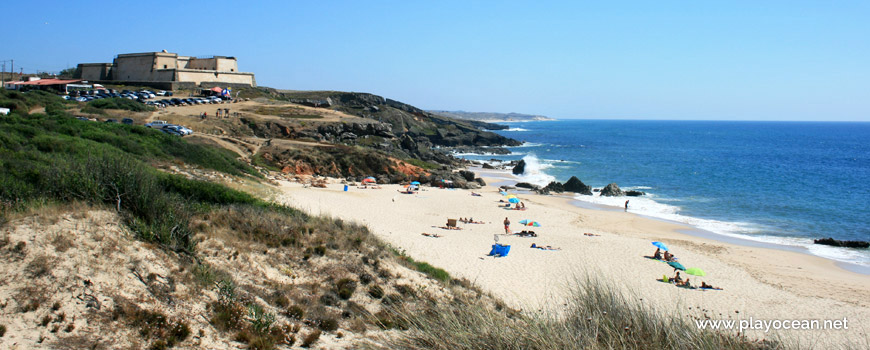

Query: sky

[2,1,868,121]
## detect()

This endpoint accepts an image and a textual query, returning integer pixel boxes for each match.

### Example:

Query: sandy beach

[274,170,870,347]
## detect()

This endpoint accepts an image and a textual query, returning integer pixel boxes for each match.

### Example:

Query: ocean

[458,120,870,267]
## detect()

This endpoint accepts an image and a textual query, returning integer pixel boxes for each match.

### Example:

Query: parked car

[145,120,170,128]
[161,128,183,137]
[105,119,118,123]
[165,91,174,96]
[121,118,134,125]
[76,117,89,121]
[155,90,167,96]
[162,125,193,136]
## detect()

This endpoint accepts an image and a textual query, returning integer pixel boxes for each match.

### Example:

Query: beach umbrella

[685,268,706,277]
[411,181,421,185]
[508,198,521,204]
[506,194,518,199]
[668,261,686,271]
[362,178,375,183]
[519,220,541,227]
[652,241,669,251]
[499,191,508,196]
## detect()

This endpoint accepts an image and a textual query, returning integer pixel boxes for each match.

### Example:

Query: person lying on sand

[515,231,537,237]
[678,278,695,289]
[421,233,442,238]
[530,243,561,250]
[700,282,723,290]
[653,248,662,260]
[438,226,462,230]
[471,192,482,196]
[583,233,600,237]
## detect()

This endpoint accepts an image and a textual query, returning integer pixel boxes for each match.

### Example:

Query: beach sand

[274,172,870,346]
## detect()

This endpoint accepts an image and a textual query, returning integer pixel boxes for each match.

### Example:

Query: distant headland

[428,110,556,122]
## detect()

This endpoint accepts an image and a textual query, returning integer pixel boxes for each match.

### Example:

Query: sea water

[459,120,870,267]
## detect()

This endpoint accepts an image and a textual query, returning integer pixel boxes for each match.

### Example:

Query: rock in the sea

[564,176,593,195]
[544,181,565,193]
[625,190,645,197]
[512,159,526,175]
[515,182,539,190]
[482,163,495,169]
[813,237,870,249]
[474,178,487,186]
[599,183,624,197]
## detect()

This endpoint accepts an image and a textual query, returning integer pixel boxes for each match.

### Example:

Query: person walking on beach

[625,200,629,211]
[504,217,511,234]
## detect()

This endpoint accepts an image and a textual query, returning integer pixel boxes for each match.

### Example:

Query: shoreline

[272,172,870,346]
[474,165,870,275]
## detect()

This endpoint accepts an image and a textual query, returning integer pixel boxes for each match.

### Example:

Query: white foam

[517,154,556,186]
[505,127,530,131]
[573,193,870,266]
[513,142,545,148]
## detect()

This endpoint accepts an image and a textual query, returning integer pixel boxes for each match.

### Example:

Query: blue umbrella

[668,261,686,271]
[652,241,669,251]
[508,198,520,204]
[411,181,421,185]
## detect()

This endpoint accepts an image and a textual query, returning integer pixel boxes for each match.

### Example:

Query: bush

[84,97,155,113]
[301,329,321,348]
[0,324,6,337]
[287,305,305,320]
[335,278,357,300]
[317,318,339,332]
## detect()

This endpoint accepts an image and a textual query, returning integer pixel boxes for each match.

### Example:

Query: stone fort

[76,50,256,89]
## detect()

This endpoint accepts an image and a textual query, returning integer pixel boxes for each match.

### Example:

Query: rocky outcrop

[482,163,495,169]
[512,159,526,175]
[600,183,624,197]
[458,170,477,182]
[564,176,593,195]
[445,146,512,155]
[515,182,539,190]
[625,190,646,197]
[544,181,565,193]
[813,238,870,249]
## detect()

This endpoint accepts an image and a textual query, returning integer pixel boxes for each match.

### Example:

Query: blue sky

[3,1,868,121]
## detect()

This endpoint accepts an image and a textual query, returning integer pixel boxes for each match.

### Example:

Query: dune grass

[371,276,790,350]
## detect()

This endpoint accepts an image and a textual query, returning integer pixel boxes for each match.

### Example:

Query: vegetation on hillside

[83,97,156,113]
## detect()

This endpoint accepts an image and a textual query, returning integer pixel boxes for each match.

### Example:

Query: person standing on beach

[504,217,511,234]
[625,200,629,211]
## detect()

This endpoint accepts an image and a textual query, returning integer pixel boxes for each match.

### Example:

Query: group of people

[653,248,677,262]
[655,248,723,290]
[459,218,483,224]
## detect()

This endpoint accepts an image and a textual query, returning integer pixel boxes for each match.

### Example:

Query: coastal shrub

[317,318,339,332]
[84,97,155,113]
[287,305,305,319]
[335,278,357,300]
[301,329,321,348]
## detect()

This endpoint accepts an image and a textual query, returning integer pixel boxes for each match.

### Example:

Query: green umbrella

[685,268,706,277]
[667,261,686,271]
